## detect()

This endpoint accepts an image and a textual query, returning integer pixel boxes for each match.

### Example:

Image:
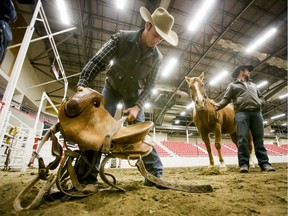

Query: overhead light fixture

[246,27,277,53]
[57,0,69,25]
[144,102,151,109]
[271,113,285,120]
[279,93,288,99]
[161,58,177,77]
[117,103,123,109]
[263,121,268,124]
[209,70,228,85]
[152,88,158,95]
[281,123,287,126]
[257,81,268,89]
[175,119,180,124]
[116,0,125,9]
[180,111,186,116]
[188,0,217,32]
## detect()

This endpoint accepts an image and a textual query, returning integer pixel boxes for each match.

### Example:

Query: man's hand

[213,103,219,110]
[123,105,140,122]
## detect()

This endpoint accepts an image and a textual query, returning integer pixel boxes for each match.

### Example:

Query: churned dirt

[0,163,287,216]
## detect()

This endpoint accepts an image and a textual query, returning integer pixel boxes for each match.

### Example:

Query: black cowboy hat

[232,64,254,78]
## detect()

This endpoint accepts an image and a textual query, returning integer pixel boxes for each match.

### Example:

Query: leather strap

[136,159,214,193]
[103,116,127,153]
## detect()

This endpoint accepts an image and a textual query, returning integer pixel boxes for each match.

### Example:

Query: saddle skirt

[58,87,154,158]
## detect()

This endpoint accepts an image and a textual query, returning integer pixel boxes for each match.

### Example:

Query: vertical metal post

[0,0,42,138]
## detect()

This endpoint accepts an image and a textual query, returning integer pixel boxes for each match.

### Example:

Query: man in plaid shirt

[76,7,178,188]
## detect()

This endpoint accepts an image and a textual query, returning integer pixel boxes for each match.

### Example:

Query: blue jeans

[78,86,163,183]
[235,111,270,167]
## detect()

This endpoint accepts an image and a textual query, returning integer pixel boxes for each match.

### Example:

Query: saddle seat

[109,122,154,159]
[112,121,153,144]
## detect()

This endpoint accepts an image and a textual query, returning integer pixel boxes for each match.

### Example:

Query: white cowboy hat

[140,7,178,46]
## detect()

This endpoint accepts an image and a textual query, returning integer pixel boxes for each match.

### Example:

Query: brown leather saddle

[58,87,154,159]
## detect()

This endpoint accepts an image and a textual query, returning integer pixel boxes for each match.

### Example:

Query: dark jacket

[217,79,266,112]
[106,30,162,101]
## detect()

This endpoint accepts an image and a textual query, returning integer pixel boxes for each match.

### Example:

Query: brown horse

[185,72,254,171]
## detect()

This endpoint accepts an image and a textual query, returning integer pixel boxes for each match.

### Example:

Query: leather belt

[238,108,260,112]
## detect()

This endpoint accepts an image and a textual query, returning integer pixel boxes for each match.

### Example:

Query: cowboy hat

[140,7,178,46]
[232,64,254,78]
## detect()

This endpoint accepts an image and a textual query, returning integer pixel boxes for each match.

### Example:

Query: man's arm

[257,88,266,108]
[77,32,120,88]
[215,84,234,110]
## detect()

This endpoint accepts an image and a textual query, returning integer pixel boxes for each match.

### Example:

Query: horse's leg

[201,133,214,168]
[248,133,256,168]
[215,128,227,171]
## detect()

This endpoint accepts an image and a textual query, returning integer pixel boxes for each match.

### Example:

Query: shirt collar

[127,29,157,54]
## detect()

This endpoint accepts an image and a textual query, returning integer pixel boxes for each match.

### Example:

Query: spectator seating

[157,141,288,157]
[161,141,207,157]
[264,144,288,156]
[154,143,172,157]
[198,143,237,156]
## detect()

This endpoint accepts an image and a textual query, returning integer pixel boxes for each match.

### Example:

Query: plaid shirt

[77,30,162,108]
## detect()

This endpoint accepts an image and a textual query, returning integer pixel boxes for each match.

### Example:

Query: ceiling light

[281,123,287,126]
[117,103,123,109]
[257,81,268,89]
[152,88,158,95]
[161,58,177,77]
[263,121,268,124]
[271,113,285,120]
[188,0,217,32]
[209,70,228,85]
[116,0,125,9]
[246,27,277,53]
[279,93,288,99]
[57,0,69,25]
[180,111,186,116]
[144,102,151,109]
[175,119,180,124]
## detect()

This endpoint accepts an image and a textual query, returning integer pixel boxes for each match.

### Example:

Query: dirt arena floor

[0,163,287,216]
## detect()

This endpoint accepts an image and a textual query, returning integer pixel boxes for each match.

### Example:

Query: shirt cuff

[77,79,89,88]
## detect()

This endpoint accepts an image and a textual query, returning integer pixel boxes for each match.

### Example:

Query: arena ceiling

[13,0,287,135]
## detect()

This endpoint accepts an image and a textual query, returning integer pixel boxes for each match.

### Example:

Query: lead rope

[136,159,213,193]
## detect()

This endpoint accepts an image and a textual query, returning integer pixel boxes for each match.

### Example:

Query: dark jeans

[235,111,270,167]
[77,86,163,183]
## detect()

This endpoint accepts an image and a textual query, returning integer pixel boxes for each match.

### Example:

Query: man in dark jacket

[214,64,275,173]
[0,0,17,64]
[75,7,178,188]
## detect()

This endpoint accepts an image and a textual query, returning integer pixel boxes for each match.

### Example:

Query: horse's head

[185,72,207,110]
[58,87,116,151]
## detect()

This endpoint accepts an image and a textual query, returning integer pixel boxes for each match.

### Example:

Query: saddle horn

[64,87,104,118]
